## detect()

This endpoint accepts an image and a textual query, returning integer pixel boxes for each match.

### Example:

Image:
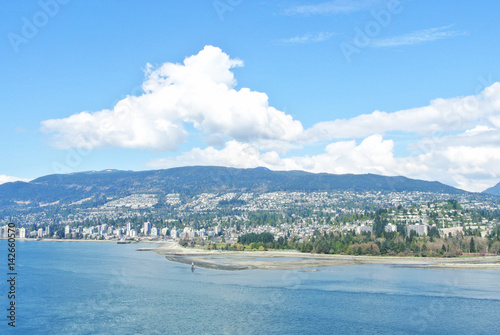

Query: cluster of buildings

[1,191,499,242]
[100,194,158,209]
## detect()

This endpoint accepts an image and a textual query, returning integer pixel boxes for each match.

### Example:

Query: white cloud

[421,145,500,190]
[303,82,500,141]
[284,0,381,16]
[41,46,304,151]
[0,175,30,185]
[277,32,336,45]
[370,25,468,47]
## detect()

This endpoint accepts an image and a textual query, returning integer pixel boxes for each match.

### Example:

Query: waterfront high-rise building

[151,227,158,237]
[115,229,123,238]
[143,222,152,236]
[19,227,27,238]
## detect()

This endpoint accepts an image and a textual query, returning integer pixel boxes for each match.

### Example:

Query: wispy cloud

[0,175,30,185]
[283,0,380,16]
[371,25,468,47]
[277,32,336,45]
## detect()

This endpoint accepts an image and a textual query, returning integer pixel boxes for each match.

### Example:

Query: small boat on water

[117,240,131,244]
[191,262,195,272]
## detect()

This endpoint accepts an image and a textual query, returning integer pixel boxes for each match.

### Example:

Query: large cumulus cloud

[41,46,304,151]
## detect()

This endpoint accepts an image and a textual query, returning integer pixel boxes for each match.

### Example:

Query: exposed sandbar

[151,242,500,271]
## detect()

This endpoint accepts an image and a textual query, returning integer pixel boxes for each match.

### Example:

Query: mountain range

[0,166,477,210]
[483,182,500,196]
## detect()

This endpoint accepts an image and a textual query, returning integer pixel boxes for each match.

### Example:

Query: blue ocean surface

[1,240,499,334]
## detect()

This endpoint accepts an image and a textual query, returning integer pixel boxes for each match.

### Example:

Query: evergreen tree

[470,237,476,253]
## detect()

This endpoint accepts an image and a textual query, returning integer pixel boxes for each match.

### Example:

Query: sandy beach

[150,242,500,271]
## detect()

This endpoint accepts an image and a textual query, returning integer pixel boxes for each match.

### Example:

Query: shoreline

[151,242,500,271]
[6,239,499,271]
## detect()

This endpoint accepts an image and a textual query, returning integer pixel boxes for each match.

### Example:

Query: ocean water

[1,240,500,334]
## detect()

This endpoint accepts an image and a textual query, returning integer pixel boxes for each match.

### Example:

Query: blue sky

[1,0,500,192]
